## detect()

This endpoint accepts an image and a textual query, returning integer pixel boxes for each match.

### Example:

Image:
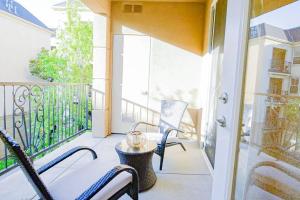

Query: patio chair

[132,100,188,170]
[0,128,139,200]
[244,161,300,199]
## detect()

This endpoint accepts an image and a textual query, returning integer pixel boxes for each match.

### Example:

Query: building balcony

[268,60,292,75]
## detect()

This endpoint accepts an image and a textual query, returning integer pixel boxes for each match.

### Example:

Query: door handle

[216,116,226,127]
[218,92,228,104]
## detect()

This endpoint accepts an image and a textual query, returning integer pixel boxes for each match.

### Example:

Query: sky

[15,0,93,28]
[15,0,62,28]
[251,1,300,29]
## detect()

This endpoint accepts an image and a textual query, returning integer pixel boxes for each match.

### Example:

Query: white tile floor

[0,132,212,200]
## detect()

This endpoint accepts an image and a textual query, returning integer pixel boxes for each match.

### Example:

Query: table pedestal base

[116,149,157,192]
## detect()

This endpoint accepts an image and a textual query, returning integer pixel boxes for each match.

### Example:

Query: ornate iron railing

[0,82,92,174]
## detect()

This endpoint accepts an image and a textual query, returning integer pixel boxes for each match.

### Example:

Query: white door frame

[211,0,250,199]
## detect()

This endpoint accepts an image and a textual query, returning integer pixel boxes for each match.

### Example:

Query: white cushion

[146,132,180,144]
[48,159,132,200]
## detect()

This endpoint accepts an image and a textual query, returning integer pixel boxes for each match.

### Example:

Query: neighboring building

[0,0,53,157]
[248,23,300,97]
[243,23,300,144]
[0,0,53,82]
[237,23,300,199]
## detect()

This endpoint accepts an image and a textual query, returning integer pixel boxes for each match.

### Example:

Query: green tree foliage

[30,0,93,83]
[29,48,67,82]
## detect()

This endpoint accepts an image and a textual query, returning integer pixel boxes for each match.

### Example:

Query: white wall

[0,11,52,82]
[92,14,108,137]
[0,11,52,158]
[0,12,52,122]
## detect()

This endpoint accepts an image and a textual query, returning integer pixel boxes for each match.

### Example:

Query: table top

[115,140,157,155]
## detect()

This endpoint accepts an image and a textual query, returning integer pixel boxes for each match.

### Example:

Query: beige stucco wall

[0,11,52,82]
[82,0,111,14]
[112,1,205,55]
[110,2,207,135]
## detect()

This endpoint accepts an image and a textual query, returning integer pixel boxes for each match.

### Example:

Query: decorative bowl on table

[126,131,146,149]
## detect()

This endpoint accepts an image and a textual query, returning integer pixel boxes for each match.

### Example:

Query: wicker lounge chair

[132,100,188,170]
[0,128,139,200]
[244,161,300,199]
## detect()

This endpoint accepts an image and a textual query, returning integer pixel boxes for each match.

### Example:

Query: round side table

[115,140,157,192]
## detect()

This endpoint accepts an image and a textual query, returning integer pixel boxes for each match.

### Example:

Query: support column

[91,1,112,137]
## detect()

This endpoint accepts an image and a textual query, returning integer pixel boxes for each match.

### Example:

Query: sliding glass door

[234,1,300,199]
[112,35,151,133]
[111,34,202,134]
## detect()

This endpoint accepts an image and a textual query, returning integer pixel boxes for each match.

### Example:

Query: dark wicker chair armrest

[131,121,159,131]
[76,165,139,200]
[164,127,184,137]
[37,146,97,175]
[157,128,184,147]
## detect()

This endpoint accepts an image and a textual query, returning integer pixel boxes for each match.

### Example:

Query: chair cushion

[48,159,132,200]
[146,132,180,144]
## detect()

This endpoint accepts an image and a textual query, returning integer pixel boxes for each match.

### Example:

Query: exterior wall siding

[0,11,52,82]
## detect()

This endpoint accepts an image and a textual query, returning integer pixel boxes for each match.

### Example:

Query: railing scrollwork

[0,82,92,173]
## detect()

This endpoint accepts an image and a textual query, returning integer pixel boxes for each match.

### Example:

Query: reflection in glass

[204,0,227,168]
[235,1,300,199]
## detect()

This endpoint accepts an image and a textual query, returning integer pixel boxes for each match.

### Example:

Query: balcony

[268,59,292,75]
[265,90,289,104]
[0,82,211,199]
[0,133,211,200]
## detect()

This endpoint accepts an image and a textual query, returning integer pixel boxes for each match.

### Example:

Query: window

[293,46,300,64]
[271,48,286,72]
[290,77,299,94]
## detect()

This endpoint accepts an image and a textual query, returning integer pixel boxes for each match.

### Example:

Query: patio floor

[0,132,212,200]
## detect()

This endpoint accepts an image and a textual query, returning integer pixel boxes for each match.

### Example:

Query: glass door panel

[112,35,150,133]
[234,1,300,199]
[204,0,227,168]
[147,38,202,133]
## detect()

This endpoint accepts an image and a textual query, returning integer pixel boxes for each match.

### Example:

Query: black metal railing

[0,82,92,174]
